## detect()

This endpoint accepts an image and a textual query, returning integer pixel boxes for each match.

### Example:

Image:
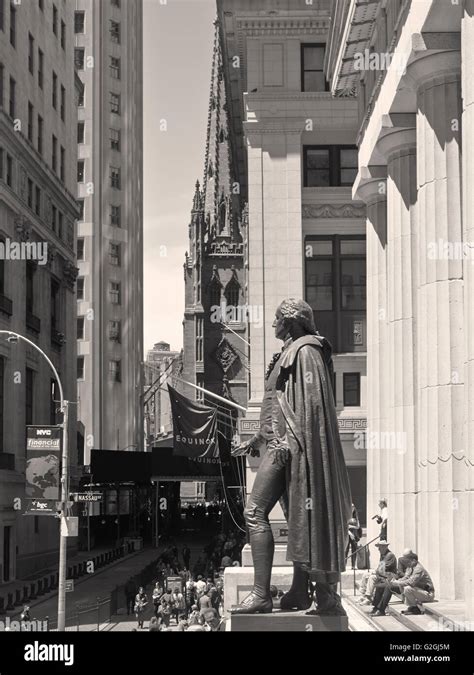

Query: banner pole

[172,376,247,413]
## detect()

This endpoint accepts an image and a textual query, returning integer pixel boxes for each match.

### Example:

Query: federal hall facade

[217,0,474,618]
[327,0,473,617]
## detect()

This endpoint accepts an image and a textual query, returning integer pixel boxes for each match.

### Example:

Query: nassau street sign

[71,493,103,503]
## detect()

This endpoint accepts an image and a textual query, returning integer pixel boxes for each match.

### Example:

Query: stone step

[343,593,411,632]
[230,609,349,632]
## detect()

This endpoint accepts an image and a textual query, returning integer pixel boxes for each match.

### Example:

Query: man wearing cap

[358,540,397,606]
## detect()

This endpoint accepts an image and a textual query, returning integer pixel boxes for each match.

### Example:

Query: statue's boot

[230,530,273,615]
[279,564,312,611]
[306,582,347,617]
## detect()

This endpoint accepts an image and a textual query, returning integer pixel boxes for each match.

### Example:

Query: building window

[10,3,16,47]
[52,135,58,173]
[196,317,203,362]
[110,166,121,189]
[28,103,34,142]
[343,373,360,407]
[0,148,3,182]
[0,0,4,31]
[305,235,366,353]
[110,92,120,114]
[50,279,60,334]
[51,204,57,232]
[37,115,43,155]
[111,0,120,7]
[60,85,65,121]
[77,356,84,380]
[77,277,84,301]
[38,0,44,11]
[224,277,239,309]
[109,360,121,382]
[0,63,3,108]
[38,49,44,89]
[35,186,41,217]
[78,199,85,221]
[301,44,327,92]
[60,19,66,49]
[109,281,121,304]
[9,76,15,118]
[110,205,121,227]
[27,178,33,209]
[25,368,34,426]
[108,320,121,342]
[52,4,58,35]
[77,87,84,107]
[110,20,120,43]
[60,147,65,182]
[58,211,63,239]
[110,56,120,79]
[77,160,85,183]
[26,263,34,314]
[77,238,84,260]
[77,317,85,340]
[75,11,85,33]
[52,71,57,109]
[28,33,34,74]
[303,146,358,187]
[75,48,85,70]
[77,121,85,144]
[109,243,121,266]
[110,128,120,151]
[6,153,12,187]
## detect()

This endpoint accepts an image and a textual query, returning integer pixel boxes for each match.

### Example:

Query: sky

[143,0,217,354]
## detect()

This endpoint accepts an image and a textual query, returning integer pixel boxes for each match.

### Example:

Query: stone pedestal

[223,566,294,614]
[241,543,289,568]
[230,610,349,632]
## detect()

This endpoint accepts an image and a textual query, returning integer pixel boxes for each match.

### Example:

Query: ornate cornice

[236,17,329,37]
[338,418,367,431]
[302,203,366,219]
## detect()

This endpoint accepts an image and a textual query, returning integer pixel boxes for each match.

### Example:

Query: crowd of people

[124,528,245,632]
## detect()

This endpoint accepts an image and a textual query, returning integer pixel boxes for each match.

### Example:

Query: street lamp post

[0,331,70,632]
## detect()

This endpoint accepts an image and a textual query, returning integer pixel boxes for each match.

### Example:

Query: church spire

[201,18,241,243]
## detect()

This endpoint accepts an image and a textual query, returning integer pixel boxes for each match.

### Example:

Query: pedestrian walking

[134,587,148,629]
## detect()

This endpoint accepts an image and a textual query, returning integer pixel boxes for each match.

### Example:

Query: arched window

[209,281,221,308]
[225,275,239,308]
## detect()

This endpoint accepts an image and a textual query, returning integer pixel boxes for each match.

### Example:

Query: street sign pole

[57,400,69,632]
[0,331,70,633]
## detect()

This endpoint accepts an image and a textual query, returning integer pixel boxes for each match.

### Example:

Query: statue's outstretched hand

[231,436,261,458]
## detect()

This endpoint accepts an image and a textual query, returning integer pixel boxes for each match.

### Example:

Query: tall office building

[0,0,79,579]
[74,0,144,460]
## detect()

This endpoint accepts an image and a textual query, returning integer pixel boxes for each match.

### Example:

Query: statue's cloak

[274,335,352,573]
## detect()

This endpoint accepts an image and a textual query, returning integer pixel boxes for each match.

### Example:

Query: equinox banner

[25,426,61,501]
[168,385,219,459]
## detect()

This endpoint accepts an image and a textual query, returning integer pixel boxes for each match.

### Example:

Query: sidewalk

[2,545,164,630]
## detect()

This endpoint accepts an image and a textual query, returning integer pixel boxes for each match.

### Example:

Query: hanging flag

[168,385,219,459]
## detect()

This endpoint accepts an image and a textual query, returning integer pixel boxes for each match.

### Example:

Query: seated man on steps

[370,549,435,617]
[358,540,397,606]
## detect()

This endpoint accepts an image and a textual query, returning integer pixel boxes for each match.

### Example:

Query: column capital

[376,123,416,164]
[353,166,387,205]
[405,34,461,92]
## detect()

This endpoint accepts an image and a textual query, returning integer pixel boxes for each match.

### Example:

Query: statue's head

[273,298,316,340]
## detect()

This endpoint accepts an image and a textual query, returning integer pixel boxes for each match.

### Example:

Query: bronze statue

[231,299,352,615]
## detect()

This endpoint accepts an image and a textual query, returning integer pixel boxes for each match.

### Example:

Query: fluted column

[407,48,465,600]
[462,0,474,619]
[355,169,388,544]
[376,124,418,559]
